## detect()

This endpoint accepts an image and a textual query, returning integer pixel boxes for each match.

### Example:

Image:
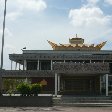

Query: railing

[53,62,109,74]
[0,62,110,77]
[0,70,54,78]
[9,53,112,60]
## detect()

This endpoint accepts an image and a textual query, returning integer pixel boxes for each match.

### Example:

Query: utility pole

[1,0,7,69]
[0,0,7,96]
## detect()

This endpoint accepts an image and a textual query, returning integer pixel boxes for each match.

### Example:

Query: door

[61,77,96,95]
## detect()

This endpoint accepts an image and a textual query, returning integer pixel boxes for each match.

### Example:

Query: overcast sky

[0,0,112,69]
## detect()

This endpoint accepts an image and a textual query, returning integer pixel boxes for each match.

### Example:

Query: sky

[0,0,112,69]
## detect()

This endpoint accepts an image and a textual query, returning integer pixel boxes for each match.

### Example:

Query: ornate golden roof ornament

[47,36,107,51]
[90,44,94,47]
[47,40,58,49]
[68,44,73,47]
[59,43,65,46]
[95,41,107,49]
[69,34,84,44]
[82,44,88,48]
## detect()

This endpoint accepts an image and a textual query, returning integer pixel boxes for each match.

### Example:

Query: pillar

[15,62,17,70]
[23,60,27,70]
[58,75,60,92]
[105,74,108,96]
[55,73,58,97]
[40,61,41,70]
[24,60,28,83]
[19,63,20,70]
[51,60,53,70]
[25,78,28,83]
[37,60,39,70]
[90,60,91,63]
[0,76,3,95]
[23,64,24,70]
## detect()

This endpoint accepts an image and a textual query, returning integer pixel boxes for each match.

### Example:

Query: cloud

[86,0,100,5]
[17,0,47,11]
[6,11,22,21]
[83,0,101,7]
[105,0,112,5]
[69,7,112,27]
[68,3,112,42]
[4,0,47,21]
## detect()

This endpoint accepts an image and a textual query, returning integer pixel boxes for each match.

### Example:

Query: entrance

[61,76,100,95]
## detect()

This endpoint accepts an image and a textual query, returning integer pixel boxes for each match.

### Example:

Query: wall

[0,96,52,107]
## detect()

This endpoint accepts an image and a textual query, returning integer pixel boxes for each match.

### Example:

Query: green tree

[3,78,31,93]
[16,83,31,96]
[31,83,42,96]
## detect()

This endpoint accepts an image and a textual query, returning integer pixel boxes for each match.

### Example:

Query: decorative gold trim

[47,38,107,51]
[95,41,107,49]
[47,40,58,49]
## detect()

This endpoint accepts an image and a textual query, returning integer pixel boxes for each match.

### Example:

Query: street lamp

[1,0,7,69]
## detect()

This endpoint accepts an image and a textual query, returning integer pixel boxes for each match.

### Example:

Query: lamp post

[1,0,7,69]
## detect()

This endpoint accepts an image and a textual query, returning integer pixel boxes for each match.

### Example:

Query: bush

[31,84,42,96]
[17,83,42,96]
[17,83,30,96]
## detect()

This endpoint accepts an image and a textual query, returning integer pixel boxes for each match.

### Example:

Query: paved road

[0,106,112,112]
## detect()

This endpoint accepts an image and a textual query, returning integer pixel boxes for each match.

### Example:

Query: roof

[47,35,107,51]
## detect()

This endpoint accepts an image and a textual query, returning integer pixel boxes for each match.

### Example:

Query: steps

[53,96,112,106]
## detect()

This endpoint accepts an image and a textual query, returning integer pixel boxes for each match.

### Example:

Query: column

[11,60,13,70]
[55,73,58,97]
[40,61,41,70]
[51,60,53,70]
[25,78,28,83]
[23,64,24,70]
[105,74,108,96]
[23,60,27,70]
[15,62,17,70]
[58,75,60,92]
[19,63,20,70]
[24,60,27,83]
[64,60,65,63]
[90,60,91,63]
[37,60,39,70]
[0,76,3,95]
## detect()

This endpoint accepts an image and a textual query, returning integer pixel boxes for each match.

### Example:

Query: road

[0,106,112,112]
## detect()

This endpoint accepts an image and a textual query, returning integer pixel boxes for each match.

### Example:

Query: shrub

[17,83,30,96]
[17,83,42,96]
[31,83,42,96]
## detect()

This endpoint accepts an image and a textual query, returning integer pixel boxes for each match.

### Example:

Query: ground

[0,107,112,112]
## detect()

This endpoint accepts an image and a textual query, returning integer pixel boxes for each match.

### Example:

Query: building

[0,35,112,96]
